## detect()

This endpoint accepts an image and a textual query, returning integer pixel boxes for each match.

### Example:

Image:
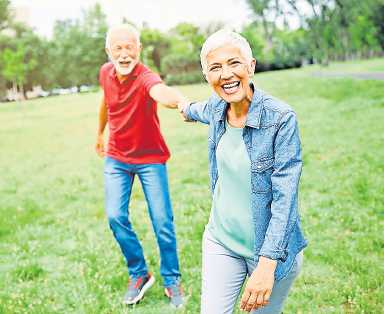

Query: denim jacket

[184,84,307,281]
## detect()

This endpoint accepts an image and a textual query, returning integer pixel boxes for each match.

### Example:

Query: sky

[10,0,254,38]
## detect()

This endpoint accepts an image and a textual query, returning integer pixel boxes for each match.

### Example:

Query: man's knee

[107,211,129,229]
[152,215,175,243]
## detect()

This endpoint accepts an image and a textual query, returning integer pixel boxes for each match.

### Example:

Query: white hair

[200,29,253,74]
[105,24,141,50]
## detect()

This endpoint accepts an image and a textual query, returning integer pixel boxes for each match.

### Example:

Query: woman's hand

[240,256,277,312]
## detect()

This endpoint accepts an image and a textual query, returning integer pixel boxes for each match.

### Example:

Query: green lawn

[302,57,384,73]
[1,58,383,313]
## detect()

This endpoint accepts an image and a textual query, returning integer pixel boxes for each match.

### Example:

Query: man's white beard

[110,56,137,75]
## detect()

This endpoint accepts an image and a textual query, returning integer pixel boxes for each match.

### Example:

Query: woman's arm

[240,110,302,312]
[181,93,221,124]
[259,110,302,261]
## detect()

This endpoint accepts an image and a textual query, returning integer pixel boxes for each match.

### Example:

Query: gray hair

[105,24,141,50]
[200,29,253,74]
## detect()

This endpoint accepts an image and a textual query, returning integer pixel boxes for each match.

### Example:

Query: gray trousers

[201,229,303,314]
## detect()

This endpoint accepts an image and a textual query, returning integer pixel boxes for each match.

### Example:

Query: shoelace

[128,276,144,290]
[133,277,143,289]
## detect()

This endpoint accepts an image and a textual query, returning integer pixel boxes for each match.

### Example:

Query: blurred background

[1,0,383,100]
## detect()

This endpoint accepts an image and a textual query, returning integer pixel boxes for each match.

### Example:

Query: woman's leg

[201,229,248,314]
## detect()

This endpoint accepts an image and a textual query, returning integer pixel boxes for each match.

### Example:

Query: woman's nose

[220,65,233,79]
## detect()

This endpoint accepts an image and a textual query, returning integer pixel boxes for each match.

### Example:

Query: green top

[207,120,255,259]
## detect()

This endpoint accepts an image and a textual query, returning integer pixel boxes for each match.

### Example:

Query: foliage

[0,0,10,30]
[164,71,205,85]
[245,0,384,64]
[49,3,108,89]
[241,23,265,60]
[0,43,37,96]
[0,1,383,97]
[141,28,170,73]
[0,3,107,97]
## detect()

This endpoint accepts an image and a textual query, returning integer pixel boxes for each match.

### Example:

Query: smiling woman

[180,30,307,314]
[205,44,255,127]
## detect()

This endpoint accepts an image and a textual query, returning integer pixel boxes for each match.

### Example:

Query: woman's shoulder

[261,93,294,115]
[254,90,297,128]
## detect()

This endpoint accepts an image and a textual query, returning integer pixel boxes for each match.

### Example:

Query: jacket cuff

[259,248,288,262]
[183,102,191,119]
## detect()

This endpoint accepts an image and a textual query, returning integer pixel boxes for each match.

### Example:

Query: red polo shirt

[99,62,170,164]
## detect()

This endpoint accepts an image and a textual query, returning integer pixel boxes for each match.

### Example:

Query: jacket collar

[213,82,263,129]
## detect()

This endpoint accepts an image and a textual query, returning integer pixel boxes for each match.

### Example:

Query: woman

[180,30,307,313]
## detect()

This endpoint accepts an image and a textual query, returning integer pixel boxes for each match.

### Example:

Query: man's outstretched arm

[149,83,187,109]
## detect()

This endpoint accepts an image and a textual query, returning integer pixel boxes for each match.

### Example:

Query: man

[96,24,185,308]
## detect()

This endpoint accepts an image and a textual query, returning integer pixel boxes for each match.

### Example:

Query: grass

[303,57,384,73]
[0,58,383,313]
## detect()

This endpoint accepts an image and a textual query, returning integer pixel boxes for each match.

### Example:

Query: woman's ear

[248,58,256,75]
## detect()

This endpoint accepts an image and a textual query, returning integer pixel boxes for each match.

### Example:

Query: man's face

[106,30,141,76]
[206,45,255,105]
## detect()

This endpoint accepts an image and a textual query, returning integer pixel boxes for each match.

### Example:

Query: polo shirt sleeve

[99,63,108,89]
[141,71,163,94]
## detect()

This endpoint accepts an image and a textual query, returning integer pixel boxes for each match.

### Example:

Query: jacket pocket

[251,157,274,193]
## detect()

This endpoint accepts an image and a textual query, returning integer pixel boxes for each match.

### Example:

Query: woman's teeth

[222,82,240,93]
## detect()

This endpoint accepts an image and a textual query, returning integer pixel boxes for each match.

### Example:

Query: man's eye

[209,66,220,72]
[230,61,241,66]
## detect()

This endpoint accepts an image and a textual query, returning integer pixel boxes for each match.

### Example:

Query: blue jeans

[104,157,181,287]
[201,228,303,314]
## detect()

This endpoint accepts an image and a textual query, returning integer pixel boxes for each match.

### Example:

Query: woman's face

[205,45,255,105]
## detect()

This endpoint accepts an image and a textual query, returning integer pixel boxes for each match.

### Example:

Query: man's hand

[95,134,105,157]
[177,101,194,122]
[240,257,277,312]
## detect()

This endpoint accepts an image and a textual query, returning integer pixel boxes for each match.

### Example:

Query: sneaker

[164,282,184,309]
[123,273,155,305]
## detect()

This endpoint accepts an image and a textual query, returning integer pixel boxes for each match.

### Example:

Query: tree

[141,28,170,73]
[245,0,275,48]
[244,0,383,65]
[49,3,108,88]
[9,25,51,93]
[241,23,266,60]
[161,23,205,84]
[0,0,10,30]
[1,44,37,98]
[372,2,384,50]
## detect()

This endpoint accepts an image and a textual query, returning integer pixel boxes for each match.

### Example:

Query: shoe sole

[124,275,155,305]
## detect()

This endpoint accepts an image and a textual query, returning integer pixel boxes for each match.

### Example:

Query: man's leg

[136,163,181,287]
[104,157,148,278]
[201,229,248,314]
